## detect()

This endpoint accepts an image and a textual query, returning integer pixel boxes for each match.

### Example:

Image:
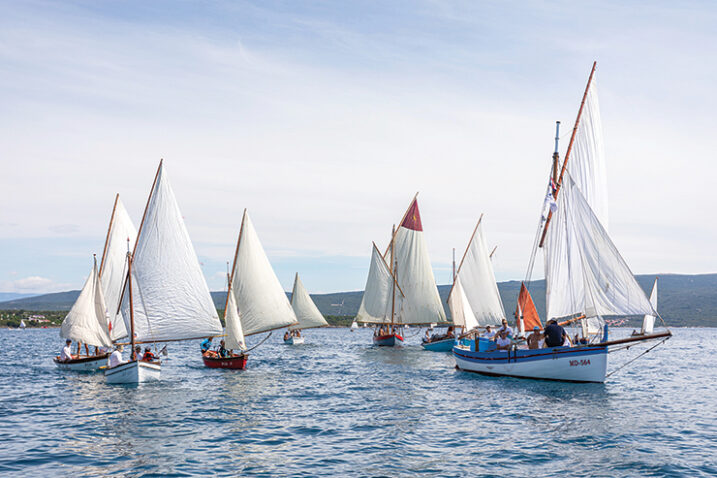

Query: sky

[1,0,715,295]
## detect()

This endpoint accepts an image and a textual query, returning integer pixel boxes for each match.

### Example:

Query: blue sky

[1,0,715,294]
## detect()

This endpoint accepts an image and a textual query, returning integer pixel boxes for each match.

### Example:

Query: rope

[246,331,272,353]
[605,336,670,378]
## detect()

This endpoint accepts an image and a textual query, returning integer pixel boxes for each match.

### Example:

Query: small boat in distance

[633,278,658,336]
[19,319,26,330]
[284,273,328,345]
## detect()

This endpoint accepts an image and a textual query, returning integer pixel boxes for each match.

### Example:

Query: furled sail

[448,275,478,330]
[61,257,113,347]
[290,273,329,330]
[229,210,298,336]
[99,195,136,342]
[122,163,223,342]
[356,243,403,323]
[390,199,446,324]
[224,287,246,351]
[641,278,658,335]
[449,220,505,326]
[550,174,655,319]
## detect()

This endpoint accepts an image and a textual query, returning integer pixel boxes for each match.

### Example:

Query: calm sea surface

[1,327,715,477]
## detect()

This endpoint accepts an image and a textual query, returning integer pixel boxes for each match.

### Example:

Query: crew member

[60,339,74,362]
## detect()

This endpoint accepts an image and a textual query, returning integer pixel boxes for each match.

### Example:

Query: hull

[453,344,608,383]
[54,353,110,372]
[422,337,455,352]
[284,336,305,345]
[105,360,161,384]
[202,353,248,370]
[373,333,404,347]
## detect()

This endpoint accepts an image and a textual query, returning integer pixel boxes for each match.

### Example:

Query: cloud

[2,276,71,293]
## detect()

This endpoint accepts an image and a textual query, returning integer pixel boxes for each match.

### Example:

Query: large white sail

[450,220,505,326]
[61,257,113,347]
[99,195,136,342]
[230,210,298,336]
[122,163,223,342]
[356,243,402,323]
[448,275,478,330]
[390,199,446,324]
[641,278,658,335]
[556,174,655,319]
[224,287,246,350]
[290,273,329,330]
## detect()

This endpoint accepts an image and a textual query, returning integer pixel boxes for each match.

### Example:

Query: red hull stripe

[202,354,248,370]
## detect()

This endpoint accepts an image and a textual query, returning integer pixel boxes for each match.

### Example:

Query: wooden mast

[127,240,136,361]
[390,224,396,334]
[99,193,119,278]
[539,61,597,248]
[224,208,248,314]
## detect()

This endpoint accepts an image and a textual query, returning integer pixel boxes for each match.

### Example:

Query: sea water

[0,327,715,477]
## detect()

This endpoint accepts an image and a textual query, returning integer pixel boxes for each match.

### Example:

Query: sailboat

[106,160,223,383]
[55,256,114,371]
[427,217,505,352]
[19,319,26,329]
[356,196,446,346]
[633,278,658,336]
[284,273,328,344]
[203,209,298,369]
[453,63,671,382]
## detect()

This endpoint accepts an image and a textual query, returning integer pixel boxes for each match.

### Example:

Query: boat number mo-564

[569,359,591,367]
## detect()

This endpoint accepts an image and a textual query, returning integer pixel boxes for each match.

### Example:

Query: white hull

[54,355,109,372]
[284,336,305,345]
[105,360,161,384]
[453,346,608,383]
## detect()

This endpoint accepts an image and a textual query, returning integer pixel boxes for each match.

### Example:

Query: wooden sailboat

[19,319,26,329]
[106,160,223,383]
[203,209,298,369]
[356,196,446,346]
[426,217,505,352]
[284,273,328,345]
[453,63,671,382]
[55,255,113,371]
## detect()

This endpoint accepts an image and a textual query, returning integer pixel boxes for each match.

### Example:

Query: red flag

[400,199,423,231]
[516,282,542,331]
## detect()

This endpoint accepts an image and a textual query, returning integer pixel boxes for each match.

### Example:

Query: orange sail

[516,282,542,331]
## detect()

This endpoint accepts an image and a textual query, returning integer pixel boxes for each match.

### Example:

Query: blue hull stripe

[453,346,607,365]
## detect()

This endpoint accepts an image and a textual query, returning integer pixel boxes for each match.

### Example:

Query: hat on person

[533,326,540,331]
[65,339,72,344]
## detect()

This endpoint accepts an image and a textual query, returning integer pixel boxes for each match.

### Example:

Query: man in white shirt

[109,345,125,369]
[481,325,496,339]
[495,330,512,351]
[497,319,513,337]
[60,339,74,362]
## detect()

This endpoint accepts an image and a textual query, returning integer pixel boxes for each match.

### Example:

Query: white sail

[230,210,298,336]
[390,199,446,324]
[20,319,26,329]
[122,163,223,342]
[451,220,505,326]
[356,243,402,323]
[553,174,655,319]
[99,196,136,342]
[224,287,246,350]
[641,278,658,335]
[61,258,113,347]
[448,275,479,330]
[290,274,328,330]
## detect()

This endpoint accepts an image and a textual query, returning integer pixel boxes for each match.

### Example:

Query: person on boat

[497,319,513,337]
[446,326,454,338]
[543,320,572,347]
[284,331,290,341]
[141,347,156,362]
[109,345,125,368]
[424,329,431,342]
[495,330,512,351]
[60,339,74,362]
[133,345,143,361]
[201,338,212,355]
[481,325,495,339]
[526,326,543,350]
[218,340,230,358]
[295,329,301,337]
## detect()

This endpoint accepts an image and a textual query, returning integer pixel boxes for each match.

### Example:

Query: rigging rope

[605,336,670,378]
[246,331,272,353]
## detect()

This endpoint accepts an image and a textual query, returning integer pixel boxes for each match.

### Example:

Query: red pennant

[400,199,423,231]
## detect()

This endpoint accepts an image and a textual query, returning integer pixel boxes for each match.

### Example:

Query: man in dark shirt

[543,320,570,347]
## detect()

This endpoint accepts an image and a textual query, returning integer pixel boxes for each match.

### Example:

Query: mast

[390,224,396,332]
[99,193,119,277]
[224,209,247,313]
[452,248,456,283]
[552,121,561,185]
[127,241,136,361]
[539,61,597,248]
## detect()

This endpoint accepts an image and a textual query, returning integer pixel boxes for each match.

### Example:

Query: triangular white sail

[390,200,446,324]
[550,174,655,319]
[121,163,223,342]
[641,278,658,335]
[449,220,505,326]
[20,319,26,329]
[290,274,329,330]
[61,257,113,347]
[99,195,136,342]
[356,243,403,323]
[229,210,298,336]
[224,287,246,350]
[448,275,479,331]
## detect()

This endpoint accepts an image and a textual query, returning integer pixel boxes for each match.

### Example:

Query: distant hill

[1,273,716,327]
[0,292,38,302]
